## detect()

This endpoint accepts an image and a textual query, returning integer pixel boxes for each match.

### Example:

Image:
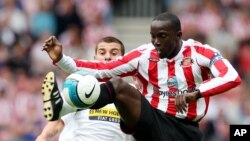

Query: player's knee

[110,77,128,97]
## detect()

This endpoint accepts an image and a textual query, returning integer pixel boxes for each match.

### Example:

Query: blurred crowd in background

[0,0,249,141]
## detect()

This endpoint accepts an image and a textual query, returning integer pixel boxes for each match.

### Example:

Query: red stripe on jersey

[98,78,110,82]
[194,45,215,59]
[200,66,210,118]
[182,46,196,87]
[137,73,148,96]
[93,70,138,83]
[74,50,141,70]
[182,46,197,120]
[97,70,137,82]
[149,51,160,108]
[214,59,228,77]
[119,70,137,78]
[202,77,241,97]
[166,61,177,115]
[203,96,210,120]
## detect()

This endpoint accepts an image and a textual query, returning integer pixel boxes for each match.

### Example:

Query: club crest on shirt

[180,57,193,67]
[167,76,178,89]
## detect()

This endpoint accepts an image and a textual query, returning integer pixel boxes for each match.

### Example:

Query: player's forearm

[39,129,58,139]
[37,121,64,140]
[198,60,241,97]
[56,54,79,74]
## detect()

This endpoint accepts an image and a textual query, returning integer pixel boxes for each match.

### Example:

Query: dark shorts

[121,95,203,141]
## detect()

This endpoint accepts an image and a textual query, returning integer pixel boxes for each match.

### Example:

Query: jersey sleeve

[56,47,143,81]
[193,41,241,97]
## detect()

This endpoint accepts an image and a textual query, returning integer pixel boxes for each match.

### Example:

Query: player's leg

[110,78,142,129]
[90,77,142,129]
[106,78,156,140]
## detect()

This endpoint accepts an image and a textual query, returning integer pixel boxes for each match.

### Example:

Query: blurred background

[0,0,249,140]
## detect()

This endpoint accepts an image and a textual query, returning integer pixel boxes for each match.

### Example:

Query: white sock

[59,93,78,117]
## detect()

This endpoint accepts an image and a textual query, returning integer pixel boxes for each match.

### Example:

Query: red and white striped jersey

[57,39,241,121]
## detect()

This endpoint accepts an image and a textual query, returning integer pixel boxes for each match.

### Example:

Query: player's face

[94,42,122,62]
[150,20,181,59]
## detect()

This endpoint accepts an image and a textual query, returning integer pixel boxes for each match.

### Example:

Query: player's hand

[42,36,63,63]
[175,91,198,114]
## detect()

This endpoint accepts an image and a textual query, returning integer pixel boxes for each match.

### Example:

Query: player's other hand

[175,91,198,114]
[42,36,63,63]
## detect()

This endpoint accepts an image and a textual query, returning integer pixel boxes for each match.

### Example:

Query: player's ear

[176,31,182,39]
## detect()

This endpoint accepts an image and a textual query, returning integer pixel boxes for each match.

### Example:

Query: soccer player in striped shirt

[42,12,241,141]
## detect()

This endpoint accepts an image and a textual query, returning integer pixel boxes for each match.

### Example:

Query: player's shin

[90,81,116,109]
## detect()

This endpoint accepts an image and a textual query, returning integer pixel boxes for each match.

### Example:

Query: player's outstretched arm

[42,36,63,63]
[36,120,64,141]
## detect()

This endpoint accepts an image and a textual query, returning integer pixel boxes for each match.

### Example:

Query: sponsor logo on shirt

[89,108,120,123]
[153,86,196,97]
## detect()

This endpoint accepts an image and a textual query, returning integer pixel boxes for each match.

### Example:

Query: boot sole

[42,72,57,121]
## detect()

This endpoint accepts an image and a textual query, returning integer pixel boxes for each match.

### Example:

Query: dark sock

[90,81,116,109]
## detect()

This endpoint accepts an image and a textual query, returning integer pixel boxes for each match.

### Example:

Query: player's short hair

[153,12,181,32]
[95,36,125,55]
